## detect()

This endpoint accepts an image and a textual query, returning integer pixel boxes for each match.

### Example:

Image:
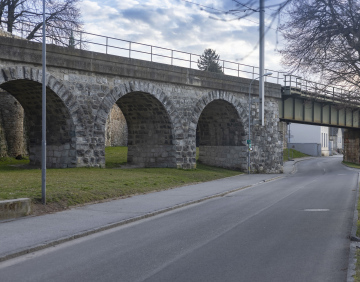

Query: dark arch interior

[0,79,76,168]
[197,100,244,146]
[196,99,246,170]
[114,92,176,168]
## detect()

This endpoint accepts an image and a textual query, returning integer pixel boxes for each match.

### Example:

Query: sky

[78,0,287,79]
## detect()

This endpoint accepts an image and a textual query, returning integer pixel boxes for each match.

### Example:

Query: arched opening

[0,79,76,168]
[107,92,176,168]
[196,99,247,170]
[0,90,27,158]
[105,104,128,147]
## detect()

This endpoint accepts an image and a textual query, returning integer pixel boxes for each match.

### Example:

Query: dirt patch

[31,201,69,216]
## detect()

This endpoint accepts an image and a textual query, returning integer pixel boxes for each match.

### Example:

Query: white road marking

[304,209,330,212]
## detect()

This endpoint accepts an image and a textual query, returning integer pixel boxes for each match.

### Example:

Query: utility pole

[259,0,265,126]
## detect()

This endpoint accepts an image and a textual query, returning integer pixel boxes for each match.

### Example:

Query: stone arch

[95,80,184,168]
[192,90,248,171]
[0,66,81,168]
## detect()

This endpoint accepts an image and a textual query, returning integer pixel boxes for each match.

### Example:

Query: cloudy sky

[78,0,287,79]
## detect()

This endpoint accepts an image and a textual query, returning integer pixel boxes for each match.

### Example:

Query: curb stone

[285,157,315,174]
[347,172,360,282]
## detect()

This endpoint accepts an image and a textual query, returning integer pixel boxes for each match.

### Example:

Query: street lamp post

[41,0,46,204]
[248,72,272,174]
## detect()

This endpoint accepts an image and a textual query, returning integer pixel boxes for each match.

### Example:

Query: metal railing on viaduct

[32,23,360,129]
[9,21,360,115]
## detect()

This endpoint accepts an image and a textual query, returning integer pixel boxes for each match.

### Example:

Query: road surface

[0,156,358,281]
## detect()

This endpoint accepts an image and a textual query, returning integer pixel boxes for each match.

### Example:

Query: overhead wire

[178,0,281,31]
[178,0,285,61]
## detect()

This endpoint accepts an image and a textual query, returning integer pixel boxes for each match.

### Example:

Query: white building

[329,127,344,153]
[287,123,330,156]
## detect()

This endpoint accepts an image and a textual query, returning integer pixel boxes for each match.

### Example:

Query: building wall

[290,123,321,143]
[320,126,330,156]
[289,124,331,156]
[337,128,343,151]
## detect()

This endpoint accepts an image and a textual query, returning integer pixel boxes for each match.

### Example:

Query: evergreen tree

[197,48,223,73]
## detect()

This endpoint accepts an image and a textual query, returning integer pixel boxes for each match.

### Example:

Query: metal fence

[8,21,359,103]
[71,30,287,85]
[9,21,286,84]
[283,75,360,105]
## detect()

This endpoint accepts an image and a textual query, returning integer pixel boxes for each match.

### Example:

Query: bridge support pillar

[344,129,360,164]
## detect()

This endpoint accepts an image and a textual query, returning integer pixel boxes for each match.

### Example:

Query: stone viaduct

[0,36,283,173]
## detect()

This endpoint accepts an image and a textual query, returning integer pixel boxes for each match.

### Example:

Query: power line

[178,0,279,31]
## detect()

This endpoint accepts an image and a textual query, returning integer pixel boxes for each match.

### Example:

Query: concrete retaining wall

[288,143,321,157]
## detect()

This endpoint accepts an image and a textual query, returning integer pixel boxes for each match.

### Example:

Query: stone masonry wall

[199,146,248,170]
[128,144,176,168]
[280,121,287,149]
[0,37,284,172]
[344,129,360,164]
[0,67,283,171]
[250,99,284,173]
[0,110,7,157]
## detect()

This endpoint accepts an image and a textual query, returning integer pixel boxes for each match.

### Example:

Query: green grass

[105,146,128,168]
[0,156,30,170]
[0,147,241,209]
[355,249,360,282]
[283,148,309,162]
[357,187,360,239]
[343,161,360,169]
[355,185,360,281]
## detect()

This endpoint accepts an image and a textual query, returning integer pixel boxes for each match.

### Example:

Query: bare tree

[230,1,360,92]
[0,0,83,47]
[279,0,360,93]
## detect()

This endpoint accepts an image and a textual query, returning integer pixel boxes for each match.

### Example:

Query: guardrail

[8,21,286,84]
[283,75,360,106]
[70,30,287,85]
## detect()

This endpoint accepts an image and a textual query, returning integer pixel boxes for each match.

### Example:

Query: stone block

[0,198,31,220]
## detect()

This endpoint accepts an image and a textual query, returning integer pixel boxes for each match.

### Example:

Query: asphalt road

[0,156,358,282]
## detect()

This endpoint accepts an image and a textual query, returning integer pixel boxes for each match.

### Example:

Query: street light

[248,72,272,174]
[41,0,47,204]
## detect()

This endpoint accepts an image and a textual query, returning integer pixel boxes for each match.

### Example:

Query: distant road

[0,156,358,282]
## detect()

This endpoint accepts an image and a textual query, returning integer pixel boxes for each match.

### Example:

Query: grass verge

[355,185,360,281]
[343,161,360,169]
[0,147,241,214]
[355,251,360,282]
[283,148,309,162]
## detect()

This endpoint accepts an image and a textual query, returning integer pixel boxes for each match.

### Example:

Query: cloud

[79,0,283,74]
